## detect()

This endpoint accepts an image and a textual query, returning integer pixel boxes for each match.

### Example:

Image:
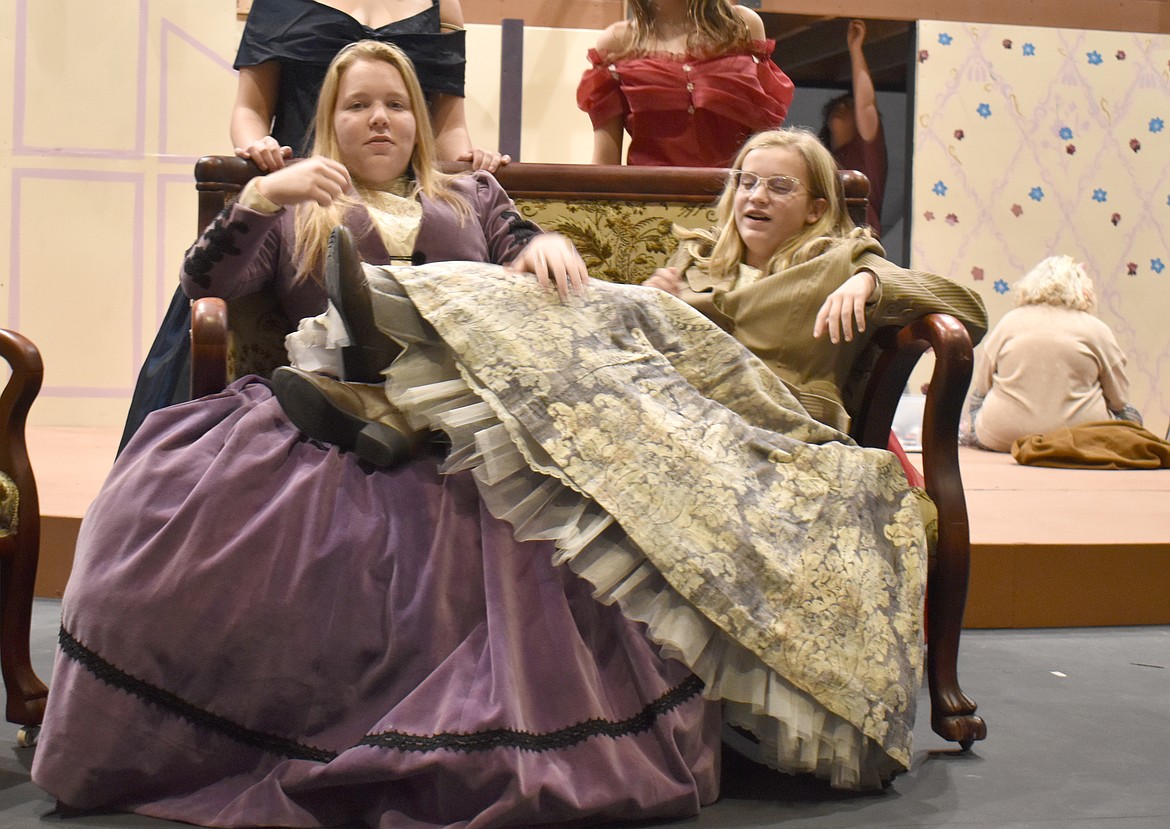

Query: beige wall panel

[159,178,200,323]
[15,177,137,421]
[155,3,244,158]
[20,2,142,152]
[459,26,602,164]
[463,25,504,162]
[520,28,600,164]
[0,2,14,153]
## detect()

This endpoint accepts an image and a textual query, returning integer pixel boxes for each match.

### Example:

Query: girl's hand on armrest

[235,136,293,173]
[814,270,877,344]
[254,156,351,208]
[506,234,589,300]
[643,267,683,297]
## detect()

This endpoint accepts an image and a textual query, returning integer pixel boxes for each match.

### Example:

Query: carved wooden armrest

[0,328,49,730]
[190,297,229,399]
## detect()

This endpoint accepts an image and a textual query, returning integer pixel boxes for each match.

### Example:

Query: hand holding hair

[254,155,352,208]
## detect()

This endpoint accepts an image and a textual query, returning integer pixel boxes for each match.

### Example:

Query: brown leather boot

[272,366,423,468]
[326,226,401,383]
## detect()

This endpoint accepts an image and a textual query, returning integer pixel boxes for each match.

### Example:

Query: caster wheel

[16,725,40,747]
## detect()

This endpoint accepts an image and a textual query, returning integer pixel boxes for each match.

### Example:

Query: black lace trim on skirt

[60,626,705,760]
[360,674,706,753]
[59,626,337,762]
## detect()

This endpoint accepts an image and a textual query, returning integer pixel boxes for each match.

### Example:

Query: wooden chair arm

[190,298,229,399]
[0,328,48,728]
[851,313,973,504]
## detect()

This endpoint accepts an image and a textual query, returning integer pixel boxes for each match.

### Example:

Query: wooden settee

[190,156,987,751]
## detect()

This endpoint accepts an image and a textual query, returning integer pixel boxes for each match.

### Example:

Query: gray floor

[3,600,1168,829]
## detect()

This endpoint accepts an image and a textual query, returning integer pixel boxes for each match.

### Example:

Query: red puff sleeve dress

[576,40,794,167]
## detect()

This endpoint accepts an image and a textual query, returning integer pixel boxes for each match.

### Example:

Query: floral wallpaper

[912,20,1170,435]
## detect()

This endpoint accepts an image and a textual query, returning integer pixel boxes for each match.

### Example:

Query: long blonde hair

[293,40,469,282]
[621,0,753,58]
[674,128,859,281]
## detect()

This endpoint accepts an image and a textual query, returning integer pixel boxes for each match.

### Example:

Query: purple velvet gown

[31,378,721,828]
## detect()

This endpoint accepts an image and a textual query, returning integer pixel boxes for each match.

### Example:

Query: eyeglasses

[731,170,803,198]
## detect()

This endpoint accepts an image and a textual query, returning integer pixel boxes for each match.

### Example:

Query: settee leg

[926,524,987,750]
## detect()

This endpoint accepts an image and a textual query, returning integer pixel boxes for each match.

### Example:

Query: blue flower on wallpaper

[1092,188,1108,203]
[977,103,992,118]
[1087,50,1103,65]
[1153,258,1166,275]
[1151,118,1165,133]
[1059,127,1074,140]
[1023,43,1036,56]
[994,279,1010,294]
[938,32,953,46]
[933,181,948,196]
[1029,186,1045,201]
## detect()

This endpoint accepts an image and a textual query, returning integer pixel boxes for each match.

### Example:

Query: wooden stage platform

[27,427,1170,629]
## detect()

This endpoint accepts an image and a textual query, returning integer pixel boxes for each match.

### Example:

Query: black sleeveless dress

[235,0,466,155]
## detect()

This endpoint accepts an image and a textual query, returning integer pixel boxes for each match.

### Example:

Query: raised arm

[846,20,880,143]
[181,157,351,301]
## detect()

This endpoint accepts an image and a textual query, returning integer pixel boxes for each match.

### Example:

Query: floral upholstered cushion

[0,471,19,537]
[513,198,717,285]
[227,291,294,382]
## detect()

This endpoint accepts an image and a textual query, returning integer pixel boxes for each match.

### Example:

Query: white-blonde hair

[1013,255,1096,312]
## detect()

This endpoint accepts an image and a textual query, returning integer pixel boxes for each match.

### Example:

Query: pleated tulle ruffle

[381,313,902,791]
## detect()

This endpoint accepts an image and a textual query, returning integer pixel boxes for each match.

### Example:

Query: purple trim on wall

[10,169,144,398]
[14,0,148,158]
[160,19,237,157]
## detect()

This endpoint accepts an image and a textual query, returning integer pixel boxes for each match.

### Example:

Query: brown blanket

[1012,420,1170,469]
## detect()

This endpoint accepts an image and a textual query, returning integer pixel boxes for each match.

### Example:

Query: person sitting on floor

[966,254,1139,453]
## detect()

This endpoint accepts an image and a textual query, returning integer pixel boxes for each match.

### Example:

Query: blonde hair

[620,0,753,58]
[293,40,469,282]
[674,128,859,281]
[1013,255,1096,312]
